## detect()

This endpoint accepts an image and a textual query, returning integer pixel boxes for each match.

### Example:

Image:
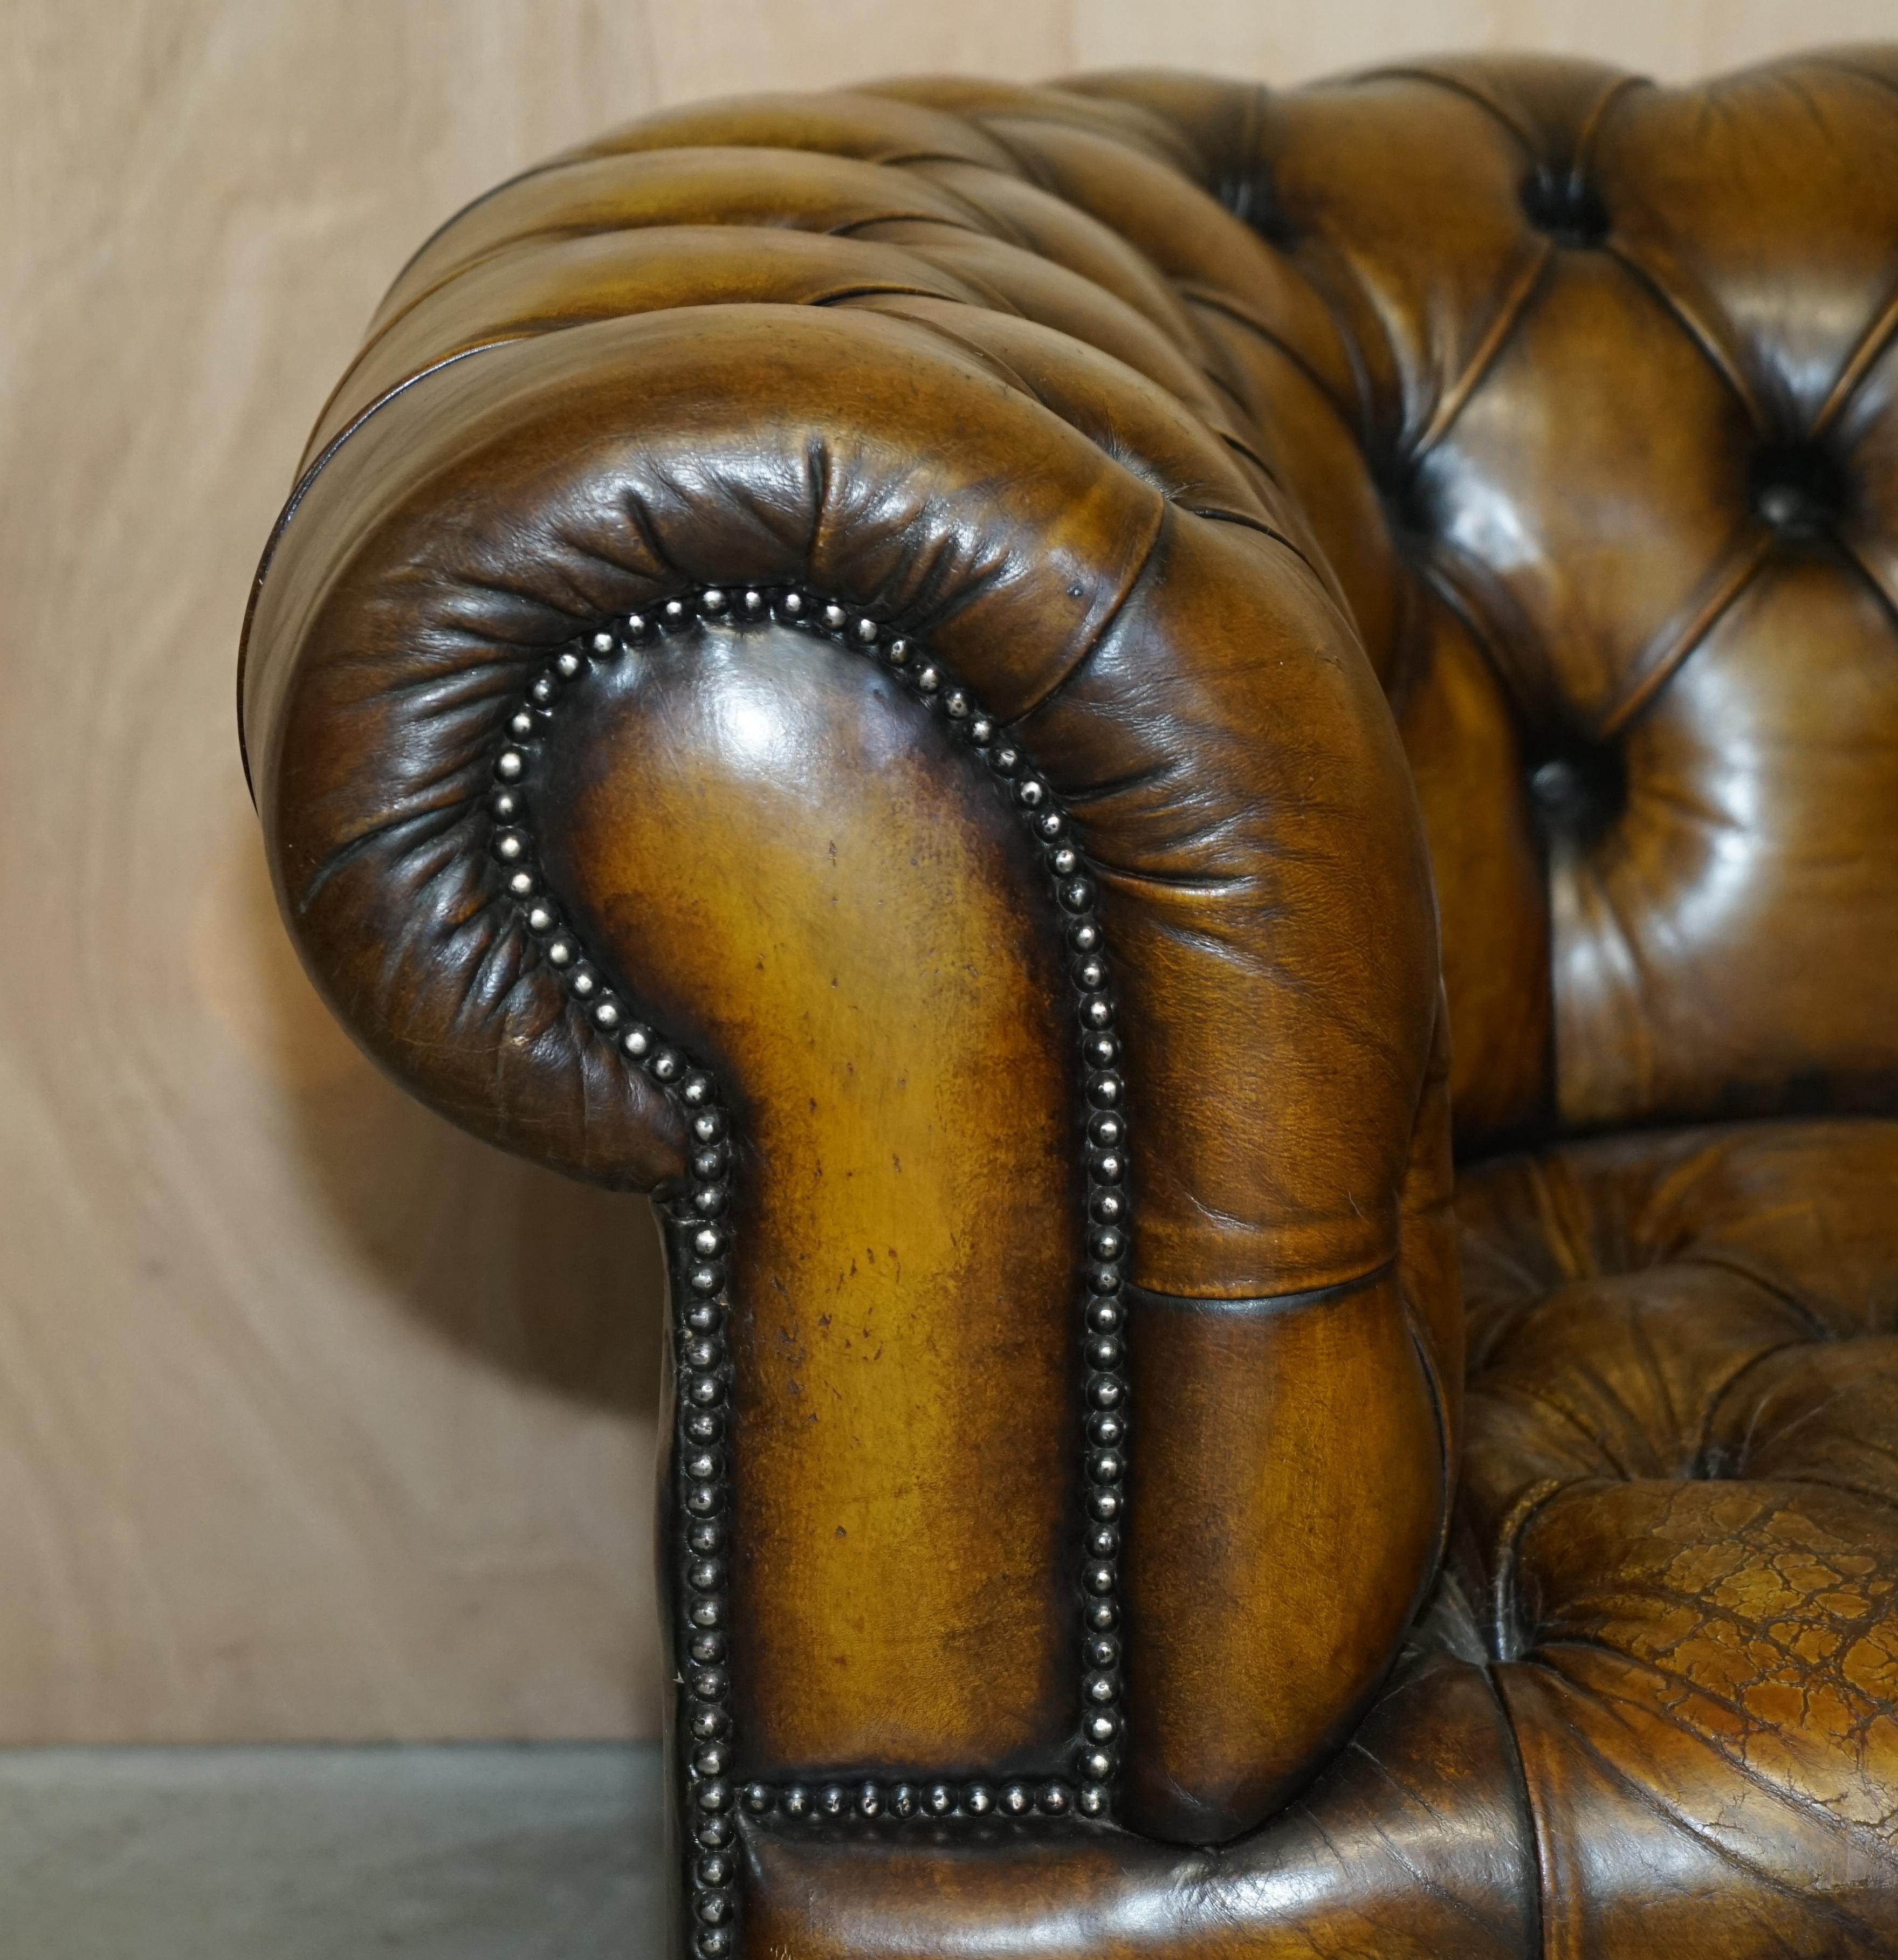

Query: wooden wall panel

[1074,0,1897,85]
[0,0,1874,1742]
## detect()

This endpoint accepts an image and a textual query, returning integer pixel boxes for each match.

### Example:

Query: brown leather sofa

[239,47,1898,1958]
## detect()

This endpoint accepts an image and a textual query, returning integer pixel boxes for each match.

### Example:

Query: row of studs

[726,585,1133,1823]
[485,583,1133,1951]
[489,619,742,1959]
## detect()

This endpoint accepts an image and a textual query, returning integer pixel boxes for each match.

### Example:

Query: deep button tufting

[1750,437,1852,537]
[1455,1118,1898,1618]
[1450,1118,1898,1951]
[1518,164,1610,247]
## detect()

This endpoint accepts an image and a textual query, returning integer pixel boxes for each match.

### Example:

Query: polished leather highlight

[242,45,1898,1958]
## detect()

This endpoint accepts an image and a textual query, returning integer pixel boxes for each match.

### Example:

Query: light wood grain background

[3,0,1885,1744]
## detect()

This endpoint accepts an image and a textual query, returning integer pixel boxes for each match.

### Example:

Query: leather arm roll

[241,110,1456,1843]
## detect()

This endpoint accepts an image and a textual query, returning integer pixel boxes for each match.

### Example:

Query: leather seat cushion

[1453,1117,1898,1953]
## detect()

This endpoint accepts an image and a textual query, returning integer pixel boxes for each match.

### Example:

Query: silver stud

[782,592,804,616]
[962,1785,993,1815]
[547,938,574,966]
[526,904,556,933]
[570,967,598,998]
[855,616,878,643]
[625,613,648,638]
[693,1227,724,1257]
[490,789,520,819]
[509,710,534,738]
[741,589,765,615]
[1039,810,1064,838]
[594,999,622,1029]
[682,1074,711,1106]
[1039,1783,1070,1815]
[556,651,582,678]
[664,599,689,625]
[944,690,969,717]
[884,638,910,666]
[651,1051,680,1082]
[1017,777,1047,808]
[702,588,727,614]
[494,832,525,862]
[507,870,534,896]
[967,716,994,745]
[591,630,615,655]
[529,676,555,706]
[1086,1673,1118,1704]
[496,750,524,780]
[915,665,941,692]
[1086,1711,1119,1743]
[822,602,847,631]
[623,1027,652,1058]
[1077,1785,1107,1818]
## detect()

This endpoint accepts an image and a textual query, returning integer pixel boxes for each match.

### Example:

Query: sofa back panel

[1168,52,1898,1147]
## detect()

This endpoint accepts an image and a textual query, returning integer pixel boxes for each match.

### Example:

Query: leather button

[1750,441,1848,537]
[1528,740,1625,842]
[1519,166,1609,247]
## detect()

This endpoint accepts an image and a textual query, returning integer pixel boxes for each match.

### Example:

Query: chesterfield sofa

[240,47,1898,1958]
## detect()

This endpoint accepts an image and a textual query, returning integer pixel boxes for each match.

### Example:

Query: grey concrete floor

[0,1744,665,1957]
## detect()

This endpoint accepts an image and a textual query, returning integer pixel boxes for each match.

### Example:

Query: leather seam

[1129,1255,1396,1315]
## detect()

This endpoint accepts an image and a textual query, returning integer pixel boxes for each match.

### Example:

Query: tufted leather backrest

[286,52,1898,1158]
[1070,53,1898,1153]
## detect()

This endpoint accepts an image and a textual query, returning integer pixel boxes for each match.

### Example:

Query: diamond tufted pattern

[245,43,1898,1955]
[1455,1118,1898,1955]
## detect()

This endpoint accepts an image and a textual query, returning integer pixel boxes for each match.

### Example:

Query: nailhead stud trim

[486,584,1132,1949]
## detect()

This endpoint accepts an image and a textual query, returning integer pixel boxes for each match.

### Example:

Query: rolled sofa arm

[239,82,1456,1878]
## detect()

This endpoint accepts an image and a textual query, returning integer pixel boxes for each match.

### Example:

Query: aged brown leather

[241,45,1898,1959]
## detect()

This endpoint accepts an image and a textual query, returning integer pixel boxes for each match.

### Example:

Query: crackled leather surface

[242,42,1898,1957]
[750,1119,1898,1955]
